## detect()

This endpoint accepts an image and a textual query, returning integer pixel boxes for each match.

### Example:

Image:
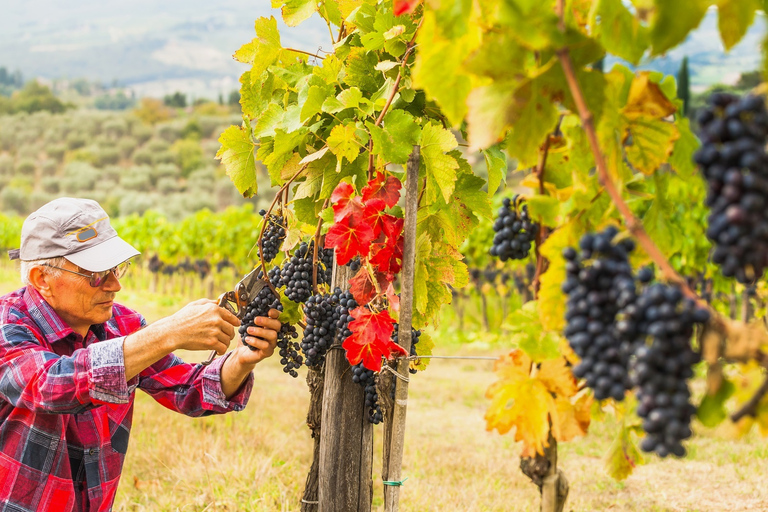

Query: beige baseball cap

[9,197,140,272]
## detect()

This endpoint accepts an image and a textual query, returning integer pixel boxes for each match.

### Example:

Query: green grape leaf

[642,173,682,256]
[216,125,258,197]
[279,0,319,26]
[412,11,477,127]
[344,47,384,93]
[420,122,459,204]
[278,288,304,324]
[328,123,361,165]
[624,118,680,175]
[482,146,507,196]
[649,0,711,56]
[262,128,308,185]
[502,301,561,361]
[604,423,645,481]
[504,79,561,168]
[526,195,560,227]
[592,0,650,65]
[240,71,277,121]
[314,54,343,84]
[301,85,328,122]
[236,17,283,81]
[717,0,759,50]
[252,103,284,139]
[367,110,422,165]
[410,330,434,371]
[538,219,582,331]
[669,117,701,179]
[697,378,736,428]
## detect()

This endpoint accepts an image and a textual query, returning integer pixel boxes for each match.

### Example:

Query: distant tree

[227,90,240,106]
[677,56,690,117]
[163,91,187,108]
[12,81,67,114]
[94,90,135,110]
[736,70,761,90]
[218,93,224,105]
[133,98,173,125]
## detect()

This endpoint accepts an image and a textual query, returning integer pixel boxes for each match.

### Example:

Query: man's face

[43,259,122,336]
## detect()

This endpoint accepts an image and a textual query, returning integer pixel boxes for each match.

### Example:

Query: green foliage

[8,81,68,114]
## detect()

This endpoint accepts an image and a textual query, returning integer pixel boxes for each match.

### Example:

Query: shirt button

[88,448,96,455]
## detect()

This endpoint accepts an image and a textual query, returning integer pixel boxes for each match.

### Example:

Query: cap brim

[65,236,140,272]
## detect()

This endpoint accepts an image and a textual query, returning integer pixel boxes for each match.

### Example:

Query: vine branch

[553,1,699,303]
[532,117,563,297]
[312,198,331,294]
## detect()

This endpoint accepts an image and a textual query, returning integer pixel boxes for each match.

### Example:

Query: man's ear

[28,266,53,299]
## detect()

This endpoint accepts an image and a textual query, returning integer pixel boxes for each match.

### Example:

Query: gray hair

[20,256,68,286]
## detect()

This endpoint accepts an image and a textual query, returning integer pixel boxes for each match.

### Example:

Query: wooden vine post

[317,261,373,512]
[382,147,420,512]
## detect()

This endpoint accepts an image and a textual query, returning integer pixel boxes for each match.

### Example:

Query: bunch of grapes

[351,363,383,424]
[694,93,768,283]
[300,291,342,367]
[278,242,316,303]
[391,323,421,374]
[319,248,334,285]
[238,285,302,377]
[629,283,709,457]
[490,196,539,261]
[562,227,636,401]
[347,256,362,272]
[333,290,358,343]
[258,209,286,263]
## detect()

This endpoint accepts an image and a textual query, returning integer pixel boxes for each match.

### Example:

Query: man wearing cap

[0,197,282,511]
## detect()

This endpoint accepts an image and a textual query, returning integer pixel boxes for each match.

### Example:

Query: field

[0,264,766,511]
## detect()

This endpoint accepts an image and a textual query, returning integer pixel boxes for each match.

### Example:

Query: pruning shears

[201,267,268,366]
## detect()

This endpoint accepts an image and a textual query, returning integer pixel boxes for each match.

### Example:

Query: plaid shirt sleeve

[137,351,253,415]
[0,318,138,414]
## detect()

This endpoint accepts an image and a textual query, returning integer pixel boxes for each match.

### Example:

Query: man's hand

[164,299,241,356]
[236,308,281,364]
[221,308,282,398]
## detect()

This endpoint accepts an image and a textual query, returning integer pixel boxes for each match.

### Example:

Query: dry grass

[1,266,767,511]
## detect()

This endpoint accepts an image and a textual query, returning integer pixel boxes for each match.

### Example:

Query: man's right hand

[160,299,241,355]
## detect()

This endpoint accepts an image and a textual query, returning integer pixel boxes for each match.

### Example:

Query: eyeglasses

[42,261,131,287]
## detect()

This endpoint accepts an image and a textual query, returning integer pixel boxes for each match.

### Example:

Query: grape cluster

[334,290,358,344]
[562,227,636,401]
[258,209,286,263]
[391,323,421,374]
[278,242,317,303]
[629,283,709,457]
[238,285,302,377]
[300,291,342,367]
[319,248,334,285]
[490,196,539,261]
[694,93,768,283]
[352,363,383,424]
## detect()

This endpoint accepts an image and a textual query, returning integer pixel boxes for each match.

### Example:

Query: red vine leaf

[362,172,402,207]
[332,182,364,223]
[349,267,378,305]
[343,307,407,371]
[325,216,375,265]
[369,216,404,273]
[362,198,389,238]
[394,0,420,16]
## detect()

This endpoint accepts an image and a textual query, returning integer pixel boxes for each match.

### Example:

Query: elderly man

[0,197,281,511]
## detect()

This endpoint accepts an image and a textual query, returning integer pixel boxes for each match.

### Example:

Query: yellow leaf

[538,356,578,398]
[485,350,555,456]
[622,72,677,120]
[551,392,592,443]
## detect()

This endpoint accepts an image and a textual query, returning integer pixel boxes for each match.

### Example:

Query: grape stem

[312,198,331,294]
[285,47,325,61]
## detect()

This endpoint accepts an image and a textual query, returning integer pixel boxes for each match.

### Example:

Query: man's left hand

[236,308,281,365]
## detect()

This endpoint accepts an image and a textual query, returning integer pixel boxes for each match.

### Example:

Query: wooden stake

[382,146,420,512]
[317,263,373,512]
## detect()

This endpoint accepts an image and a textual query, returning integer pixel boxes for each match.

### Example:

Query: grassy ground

[1,265,767,511]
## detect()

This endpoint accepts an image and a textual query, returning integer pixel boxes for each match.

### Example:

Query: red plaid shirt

[0,286,253,511]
